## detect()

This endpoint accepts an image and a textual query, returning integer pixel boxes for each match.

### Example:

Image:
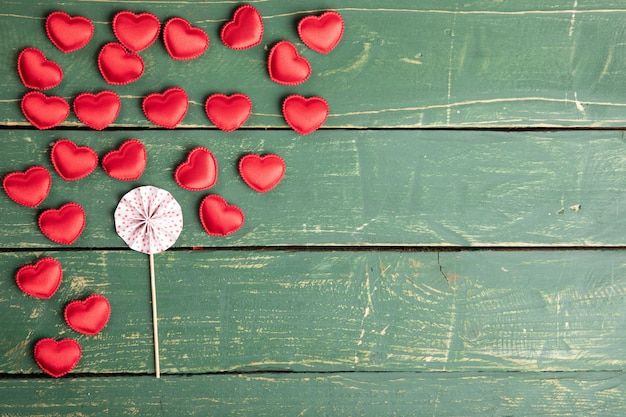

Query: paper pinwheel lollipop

[114,186,183,378]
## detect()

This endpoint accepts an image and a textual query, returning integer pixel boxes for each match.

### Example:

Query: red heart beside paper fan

[3,166,51,208]
[102,139,147,181]
[64,294,111,336]
[17,47,63,90]
[15,257,63,299]
[51,139,98,181]
[45,11,93,53]
[38,202,86,245]
[34,338,81,378]
[199,195,244,236]
[175,147,218,191]
[112,11,161,52]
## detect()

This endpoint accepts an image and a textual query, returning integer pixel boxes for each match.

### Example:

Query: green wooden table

[2,1,626,415]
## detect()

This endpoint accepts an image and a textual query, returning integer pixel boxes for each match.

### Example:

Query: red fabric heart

[51,139,98,181]
[38,203,86,245]
[163,17,209,60]
[3,166,51,208]
[199,195,244,236]
[239,154,285,193]
[298,11,344,54]
[98,42,144,85]
[17,47,63,90]
[73,91,121,130]
[46,11,93,53]
[175,147,218,191]
[101,139,147,181]
[21,92,69,130]
[268,40,311,85]
[205,93,252,132]
[282,95,329,135]
[64,294,111,336]
[15,257,62,299]
[113,11,160,52]
[143,87,188,128]
[34,338,81,378]
[221,5,264,50]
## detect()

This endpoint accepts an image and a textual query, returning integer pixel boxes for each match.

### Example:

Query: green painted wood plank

[1,129,625,248]
[2,250,626,374]
[1,371,625,416]
[2,1,626,128]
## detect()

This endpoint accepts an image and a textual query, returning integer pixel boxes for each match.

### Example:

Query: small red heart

[3,166,51,207]
[143,87,188,128]
[163,17,209,60]
[17,47,63,90]
[46,11,93,53]
[64,294,111,336]
[221,5,264,50]
[112,11,160,52]
[51,139,98,181]
[205,93,252,132]
[239,154,285,193]
[21,92,70,130]
[199,195,244,236]
[282,95,329,135]
[34,338,81,378]
[98,42,144,85]
[15,257,62,299]
[38,203,86,245]
[268,40,311,85]
[298,11,344,54]
[73,91,121,130]
[175,147,218,191]
[101,139,147,181]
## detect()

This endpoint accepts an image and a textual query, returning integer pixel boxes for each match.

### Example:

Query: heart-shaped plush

[163,17,209,60]
[143,87,188,128]
[34,338,81,378]
[51,139,98,181]
[17,47,63,90]
[73,91,121,130]
[112,11,160,52]
[175,147,218,191]
[46,11,93,53]
[3,166,51,207]
[205,93,252,132]
[98,42,144,85]
[38,202,86,245]
[199,195,244,236]
[298,11,344,54]
[239,154,285,193]
[21,91,70,130]
[64,294,111,336]
[15,257,62,299]
[101,139,147,181]
[282,95,329,135]
[268,40,311,85]
[221,5,264,50]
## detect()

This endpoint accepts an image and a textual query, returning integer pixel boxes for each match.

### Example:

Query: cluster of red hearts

[19,7,344,134]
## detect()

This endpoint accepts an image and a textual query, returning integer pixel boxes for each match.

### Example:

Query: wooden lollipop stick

[149,252,160,378]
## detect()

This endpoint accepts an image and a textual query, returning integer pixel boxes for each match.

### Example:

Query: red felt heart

[282,95,329,135]
[46,11,93,53]
[112,11,160,52]
[163,17,209,60]
[268,40,311,85]
[21,92,69,130]
[98,42,144,85]
[64,294,111,336]
[205,93,252,132]
[239,154,285,193]
[199,195,244,236]
[3,166,51,208]
[221,5,264,50]
[73,91,121,130]
[34,338,81,378]
[15,257,62,299]
[17,47,63,90]
[175,147,218,191]
[143,87,188,128]
[101,139,147,181]
[38,202,86,245]
[298,11,344,54]
[51,139,98,181]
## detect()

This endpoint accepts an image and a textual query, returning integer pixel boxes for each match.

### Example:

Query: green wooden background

[2,0,626,415]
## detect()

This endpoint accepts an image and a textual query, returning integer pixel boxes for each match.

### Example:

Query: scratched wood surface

[2,0,626,416]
